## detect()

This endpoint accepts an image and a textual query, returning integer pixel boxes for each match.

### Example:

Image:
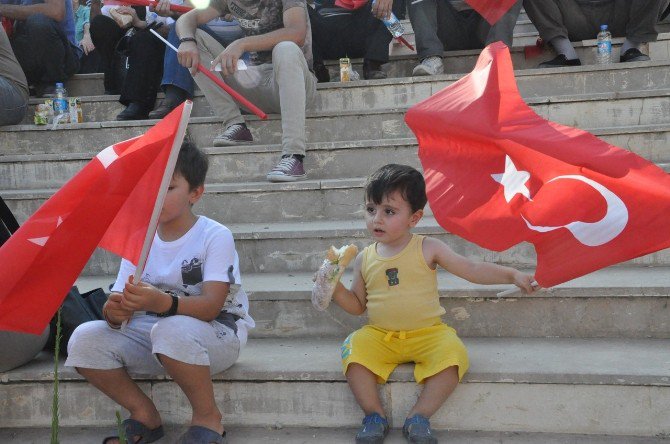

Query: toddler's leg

[346,363,386,416]
[407,365,459,418]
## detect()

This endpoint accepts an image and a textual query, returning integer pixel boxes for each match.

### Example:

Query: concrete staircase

[1,14,670,442]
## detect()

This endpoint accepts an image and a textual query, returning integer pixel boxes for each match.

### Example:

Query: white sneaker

[412,56,444,76]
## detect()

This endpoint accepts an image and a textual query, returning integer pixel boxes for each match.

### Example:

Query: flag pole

[496,280,540,297]
[121,101,193,329]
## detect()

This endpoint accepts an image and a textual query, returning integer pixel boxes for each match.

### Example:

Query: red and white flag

[465,0,518,25]
[0,102,192,334]
[405,42,670,288]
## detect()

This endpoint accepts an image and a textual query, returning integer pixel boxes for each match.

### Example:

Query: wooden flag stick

[496,280,540,297]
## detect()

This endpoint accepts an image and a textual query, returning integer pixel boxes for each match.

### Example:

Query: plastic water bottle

[372,0,405,38]
[596,24,612,64]
[52,82,70,124]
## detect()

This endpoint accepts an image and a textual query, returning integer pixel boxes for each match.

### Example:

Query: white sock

[550,37,579,60]
[621,39,640,54]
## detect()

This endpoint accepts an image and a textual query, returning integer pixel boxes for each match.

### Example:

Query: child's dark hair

[174,136,208,190]
[365,164,427,213]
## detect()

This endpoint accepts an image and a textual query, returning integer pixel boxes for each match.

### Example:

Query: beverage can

[340,57,351,82]
[69,97,83,123]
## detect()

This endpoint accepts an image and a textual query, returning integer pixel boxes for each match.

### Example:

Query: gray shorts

[65,315,240,376]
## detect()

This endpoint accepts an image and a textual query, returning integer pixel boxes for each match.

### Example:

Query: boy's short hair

[174,137,208,190]
[365,164,427,213]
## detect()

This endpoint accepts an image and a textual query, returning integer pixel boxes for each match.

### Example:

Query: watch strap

[157,294,179,317]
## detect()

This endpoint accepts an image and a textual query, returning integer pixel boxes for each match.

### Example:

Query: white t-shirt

[112,216,255,345]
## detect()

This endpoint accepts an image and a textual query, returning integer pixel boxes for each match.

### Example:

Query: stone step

[3,215,665,276]
[3,123,670,190]
[58,33,670,98]
[2,338,668,436]
[76,265,670,340]
[4,89,670,156]
[3,426,665,443]
[24,60,670,124]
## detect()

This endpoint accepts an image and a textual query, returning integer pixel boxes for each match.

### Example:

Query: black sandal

[102,418,164,444]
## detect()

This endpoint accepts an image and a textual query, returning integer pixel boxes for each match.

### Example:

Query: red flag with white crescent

[0,103,192,334]
[405,42,670,287]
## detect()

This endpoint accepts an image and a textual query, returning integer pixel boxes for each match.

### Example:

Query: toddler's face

[365,190,421,244]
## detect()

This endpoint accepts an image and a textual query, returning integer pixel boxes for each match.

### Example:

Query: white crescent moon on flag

[521,175,629,247]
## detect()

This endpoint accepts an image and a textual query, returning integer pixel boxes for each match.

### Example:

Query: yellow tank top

[362,234,445,331]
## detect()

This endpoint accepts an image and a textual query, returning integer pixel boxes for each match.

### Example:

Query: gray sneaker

[213,123,253,146]
[356,413,389,444]
[403,414,437,443]
[266,155,307,182]
[412,57,444,76]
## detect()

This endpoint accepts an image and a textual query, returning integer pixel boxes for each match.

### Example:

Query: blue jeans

[0,77,27,126]
[161,23,244,96]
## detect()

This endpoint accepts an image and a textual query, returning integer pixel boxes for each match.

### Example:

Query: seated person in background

[176,0,317,183]
[524,0,670,67]
[149,15,243,119]
[72,0,101,73]
[0,24,28,125]
[90,0,174,120]
[409,0,522,76]
[308,0,402,82]
[0,0,80,97]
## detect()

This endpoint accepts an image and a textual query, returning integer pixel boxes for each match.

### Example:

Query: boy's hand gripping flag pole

[150,29,268,120]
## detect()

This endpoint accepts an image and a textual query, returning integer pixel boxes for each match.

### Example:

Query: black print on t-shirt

[386,268,399,286]
[181,258,203,286]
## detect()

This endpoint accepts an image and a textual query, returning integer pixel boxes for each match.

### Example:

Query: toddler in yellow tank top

[321,164,537,443]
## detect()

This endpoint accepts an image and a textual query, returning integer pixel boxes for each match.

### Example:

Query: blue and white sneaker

[355,412,389,443]
[403,414,437,443]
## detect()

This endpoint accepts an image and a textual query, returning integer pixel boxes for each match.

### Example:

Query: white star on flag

[28,216,63,247]
[491,155,532,203]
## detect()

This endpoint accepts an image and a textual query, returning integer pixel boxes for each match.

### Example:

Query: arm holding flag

[423,236,538,294]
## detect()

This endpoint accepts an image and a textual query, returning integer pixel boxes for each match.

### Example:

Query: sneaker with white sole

[266,155,307,182]
[213,123,253,146]
[412,56,444,76]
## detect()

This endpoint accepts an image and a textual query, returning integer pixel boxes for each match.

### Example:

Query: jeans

[10,14,80,86]
[193,30,317,156]
[0,76,27,126]
[161,23,244,96]
[524,0,670,43]
[409,0,522,59]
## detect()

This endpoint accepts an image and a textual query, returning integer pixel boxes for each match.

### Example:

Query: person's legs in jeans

[89,14,125,94]
[484,0,522,46]
[266,41,316,182]
[10,14,79,95]
[117,29,165,120]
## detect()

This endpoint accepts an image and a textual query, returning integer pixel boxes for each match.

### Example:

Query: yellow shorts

[341,323,469,384]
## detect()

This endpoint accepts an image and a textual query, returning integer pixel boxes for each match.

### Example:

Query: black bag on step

[45,286,108,355]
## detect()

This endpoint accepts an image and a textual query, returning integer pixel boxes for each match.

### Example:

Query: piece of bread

[326,244,358,266]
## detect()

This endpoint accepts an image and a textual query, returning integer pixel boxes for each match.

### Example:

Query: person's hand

[152,0,172,18]
[104,293,134,325]
[211,39,245,76]
[122,276,171,313]
[513,271,539,294]
[178,40,200,75]
[79,34,95,55]
[371,0,392,20]
[114,6,143,28]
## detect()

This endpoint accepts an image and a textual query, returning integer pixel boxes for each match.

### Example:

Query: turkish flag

[405,42,670,287]
[465,0,518,25]
[0,103,191,334]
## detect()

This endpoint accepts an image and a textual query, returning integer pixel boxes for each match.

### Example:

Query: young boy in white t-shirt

[66,141,253,444]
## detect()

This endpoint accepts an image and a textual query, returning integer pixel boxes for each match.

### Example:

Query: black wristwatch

[179,37,196,44]
[157,294,179,317]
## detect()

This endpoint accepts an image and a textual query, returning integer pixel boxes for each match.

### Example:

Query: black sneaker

[116,102,150,121]
[620,48,651,63]
[213,123,254,146]
[538,54,581,68]
[314,60,331,83]
[356,413,389,444]
[403,414,437,443]
[363,59,387,80]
